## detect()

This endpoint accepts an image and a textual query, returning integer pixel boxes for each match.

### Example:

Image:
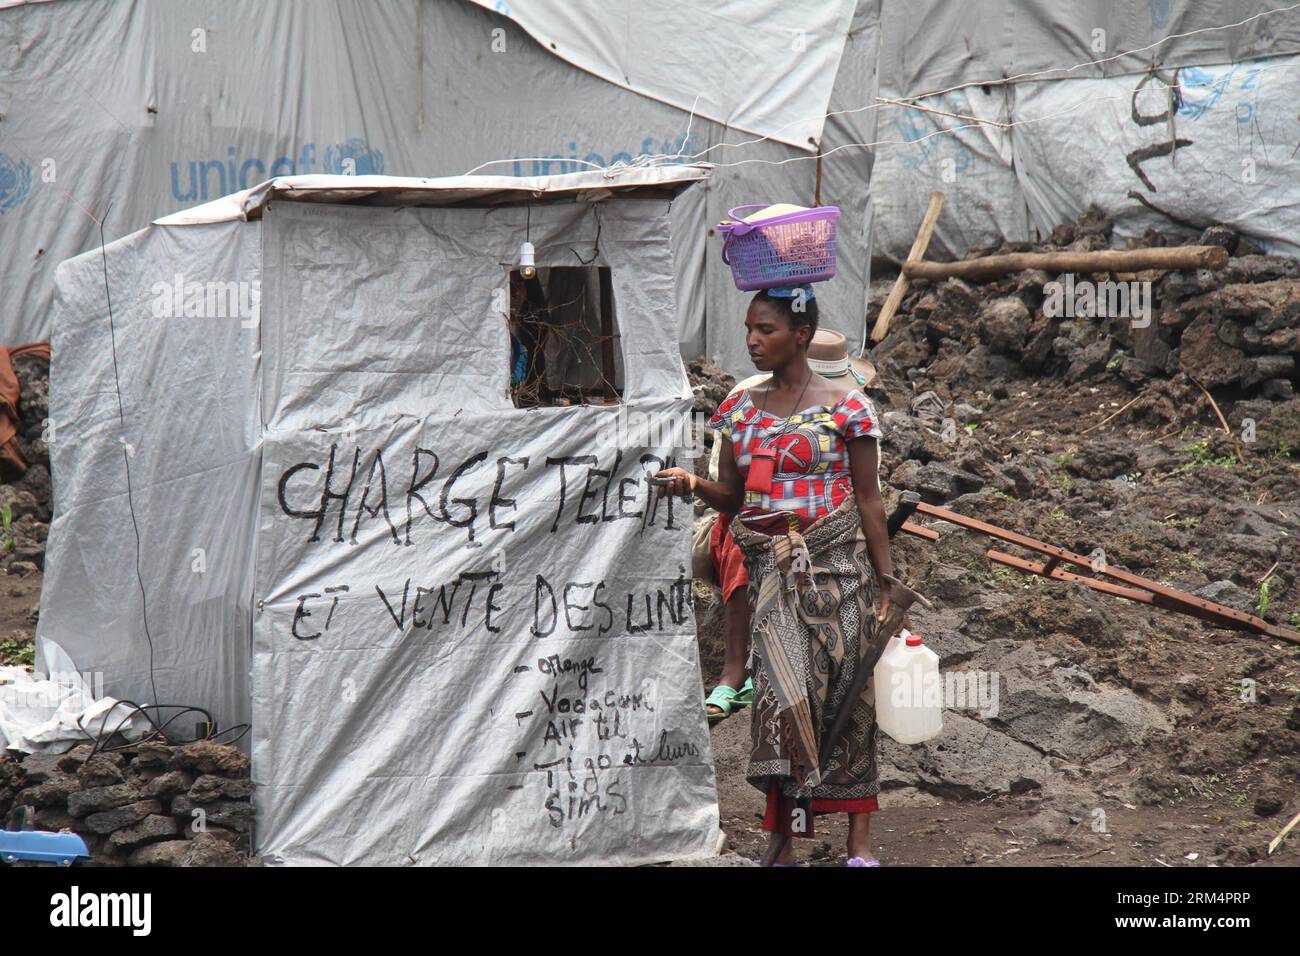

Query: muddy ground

[689,212,1300,867]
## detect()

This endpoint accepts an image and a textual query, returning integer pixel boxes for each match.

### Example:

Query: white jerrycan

[873,628,943,745]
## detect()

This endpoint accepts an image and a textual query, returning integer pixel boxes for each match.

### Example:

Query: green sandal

[705,684,741,723]
[733,676,754,708]
[705,677,754,724]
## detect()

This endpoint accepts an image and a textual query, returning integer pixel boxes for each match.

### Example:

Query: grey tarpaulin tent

[5,1,1300,376]
[40,165,721,865]
[0,0,870,377]
[869,2,1300,263]
[2,2,1300,374]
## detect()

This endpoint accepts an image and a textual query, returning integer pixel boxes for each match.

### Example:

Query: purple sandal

[846,856,881,867]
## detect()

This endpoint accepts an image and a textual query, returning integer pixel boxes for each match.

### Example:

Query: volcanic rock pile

[0,740,256,866]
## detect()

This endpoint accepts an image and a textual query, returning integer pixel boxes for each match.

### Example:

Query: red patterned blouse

[707,387,883,520]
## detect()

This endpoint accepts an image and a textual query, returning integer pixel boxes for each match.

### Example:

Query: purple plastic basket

[718,204,840,291]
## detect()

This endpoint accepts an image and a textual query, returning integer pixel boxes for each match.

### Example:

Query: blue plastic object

[0,829,90,866]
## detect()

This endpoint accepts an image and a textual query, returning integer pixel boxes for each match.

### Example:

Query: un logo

[0,153,33,213]
[323,139,385,176]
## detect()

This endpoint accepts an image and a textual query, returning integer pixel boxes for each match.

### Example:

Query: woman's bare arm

[848,436,894,622]
[655,436,744,514]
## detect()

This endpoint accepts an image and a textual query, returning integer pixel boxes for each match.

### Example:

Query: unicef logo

[0,153,33,214]
[323,139,385,176]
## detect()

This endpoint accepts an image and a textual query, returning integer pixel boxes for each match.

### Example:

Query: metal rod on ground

[870,192,945,342]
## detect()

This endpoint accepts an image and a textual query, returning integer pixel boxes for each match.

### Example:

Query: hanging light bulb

[519,240,536,280]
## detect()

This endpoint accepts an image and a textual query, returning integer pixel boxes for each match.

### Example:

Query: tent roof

[466,0,857,152]
[153,164,712,226]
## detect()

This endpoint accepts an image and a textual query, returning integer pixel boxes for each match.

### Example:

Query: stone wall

[1,740,257,866]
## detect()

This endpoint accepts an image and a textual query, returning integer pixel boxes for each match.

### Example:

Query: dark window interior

[507,266,622,408]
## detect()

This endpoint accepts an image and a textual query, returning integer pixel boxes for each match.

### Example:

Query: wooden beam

[902,244,1228,282]
[870,191,944,342]
[914,501,1300,644]
[899,520,939,541]
[598,266,616,400]
[988,550,1259,634]
[987,550,1153,602]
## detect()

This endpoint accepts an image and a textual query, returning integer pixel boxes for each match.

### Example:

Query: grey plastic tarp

[471,0,858,150]
[876,0,1300,93]
[41,178,720,865]
[0,0,870,379]
[6,0,1300,366]
[43,219,263,743]
[1010,56,1300,256]
[868,1,1300,261]
[869,49,1300,261]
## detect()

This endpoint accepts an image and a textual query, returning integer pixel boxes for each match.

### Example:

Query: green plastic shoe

[705,684,741,723]
[732,675,754,708]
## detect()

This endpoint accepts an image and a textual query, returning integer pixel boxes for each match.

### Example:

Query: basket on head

[717,204,840,291]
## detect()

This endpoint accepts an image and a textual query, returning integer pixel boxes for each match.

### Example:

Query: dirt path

[708,703,1297,867]
[0,569,40,666]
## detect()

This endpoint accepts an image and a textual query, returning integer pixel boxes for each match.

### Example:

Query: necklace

[757,366,814,432]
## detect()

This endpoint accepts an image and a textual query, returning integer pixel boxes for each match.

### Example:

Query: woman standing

[656,285,894,866]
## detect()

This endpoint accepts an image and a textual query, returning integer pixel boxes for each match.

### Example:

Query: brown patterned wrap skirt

[729,497,887,802]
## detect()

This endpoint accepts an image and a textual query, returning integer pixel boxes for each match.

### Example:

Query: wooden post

[814,144,823,207]
[870,191,944,342]
[598,267,616,400]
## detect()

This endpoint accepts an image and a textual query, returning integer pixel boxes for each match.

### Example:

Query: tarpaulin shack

[39,165,721,865]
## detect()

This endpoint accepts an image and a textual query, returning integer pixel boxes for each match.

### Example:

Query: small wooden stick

[1187,375,1231,435]
[1081,392,1146,434]
[1189,373,1244,464]
[871,191,945,342]
[1269,808,1300,854]
[1155,422,1188,443]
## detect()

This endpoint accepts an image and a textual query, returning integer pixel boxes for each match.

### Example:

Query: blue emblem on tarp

[323,139,385,176]
[0,153,33,214]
